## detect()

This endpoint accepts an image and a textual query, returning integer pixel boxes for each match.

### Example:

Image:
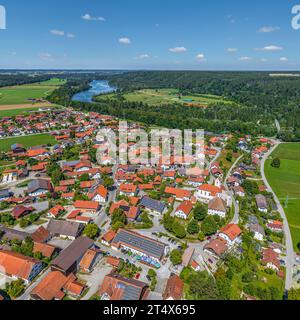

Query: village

[0,107,292,301]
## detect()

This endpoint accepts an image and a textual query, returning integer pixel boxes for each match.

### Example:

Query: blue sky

[0,0,300,70]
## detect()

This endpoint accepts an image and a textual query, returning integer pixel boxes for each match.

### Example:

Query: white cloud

[255,45,283,51]
[227,48,238,53]
[82,14,105,21]
[196,53,206,61]
[260,58,268,62]
[119,37,131,45]
[50,29,75,39]
[280,57,288,62]
[66,33,75,38]
[169,47,187,53]
[50,29,65,36]
[259,26,280,33]
[239,56,253,61]
[39,53,53,61]
[136,54,150,59]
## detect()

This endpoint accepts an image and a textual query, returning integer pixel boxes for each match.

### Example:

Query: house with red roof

[119,183,139,197]
[218,224,242,246]
[12,205,35,219]
[164,187,191,201]
[174,201,193,220]
[196,184,222,203]
[88,185,108,203]
[47,205,65,219]
[74,200,100,213]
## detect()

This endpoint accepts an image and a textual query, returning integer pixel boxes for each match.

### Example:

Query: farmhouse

[51,236,94,275]
[47,219,84,240]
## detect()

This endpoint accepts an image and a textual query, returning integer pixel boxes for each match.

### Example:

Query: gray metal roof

[47,219,83,238]
[112,229,167,260]
[140,196,165,213]
[51,236,94,272]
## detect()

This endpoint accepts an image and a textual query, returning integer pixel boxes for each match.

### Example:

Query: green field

[265,143,300,250]
[0,134,56,152]
[0,78,66,105]
[0,105,62,118]
[97,88,232,107]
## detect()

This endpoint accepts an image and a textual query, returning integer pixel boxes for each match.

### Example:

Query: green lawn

[0,134,56,152]
[96,88,233,107]
[0,78,66,105]
[0,105,61,118]
[265,143,300,250]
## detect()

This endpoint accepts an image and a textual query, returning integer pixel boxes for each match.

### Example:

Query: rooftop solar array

[112,230,167,260]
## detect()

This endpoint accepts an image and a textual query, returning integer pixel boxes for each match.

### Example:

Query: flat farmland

[0,78,66,106]
[0,134,56,152]
[265,143,300,250]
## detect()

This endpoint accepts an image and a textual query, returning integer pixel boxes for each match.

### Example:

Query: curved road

[261,140,294,291]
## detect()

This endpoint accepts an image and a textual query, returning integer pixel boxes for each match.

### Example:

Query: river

[72,80,116,103]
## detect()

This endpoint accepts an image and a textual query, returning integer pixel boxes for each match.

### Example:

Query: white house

[208,197,227,218]
[174,201,193,220]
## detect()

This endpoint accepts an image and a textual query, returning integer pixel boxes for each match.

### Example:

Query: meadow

[97,88,232,107]
[0,78,66,106]
[0,134,56,152]
[265,143,300,250]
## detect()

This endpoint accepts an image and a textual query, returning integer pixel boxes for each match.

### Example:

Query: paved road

[260,140,294,291]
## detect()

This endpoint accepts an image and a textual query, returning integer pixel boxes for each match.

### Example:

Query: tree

[288,288,300,300]
[79,173,90,182]
[102,175,114,189]
[172,221,186,239]
[111,208,127,226]
[198,231,205,241]
[193,203,207,221]
[187,219,200,235]
[201,216,218,236]
[188,271,220,300]
[271,158,281,168]
[5,279,25,298]
[170,249,183,266]
[83,223,99,239]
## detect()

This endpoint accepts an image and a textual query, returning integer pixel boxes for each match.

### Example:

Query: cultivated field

[0,134,57,152]
[265,143,300,250]
[97,89,231,107]
[0,78,66,106]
